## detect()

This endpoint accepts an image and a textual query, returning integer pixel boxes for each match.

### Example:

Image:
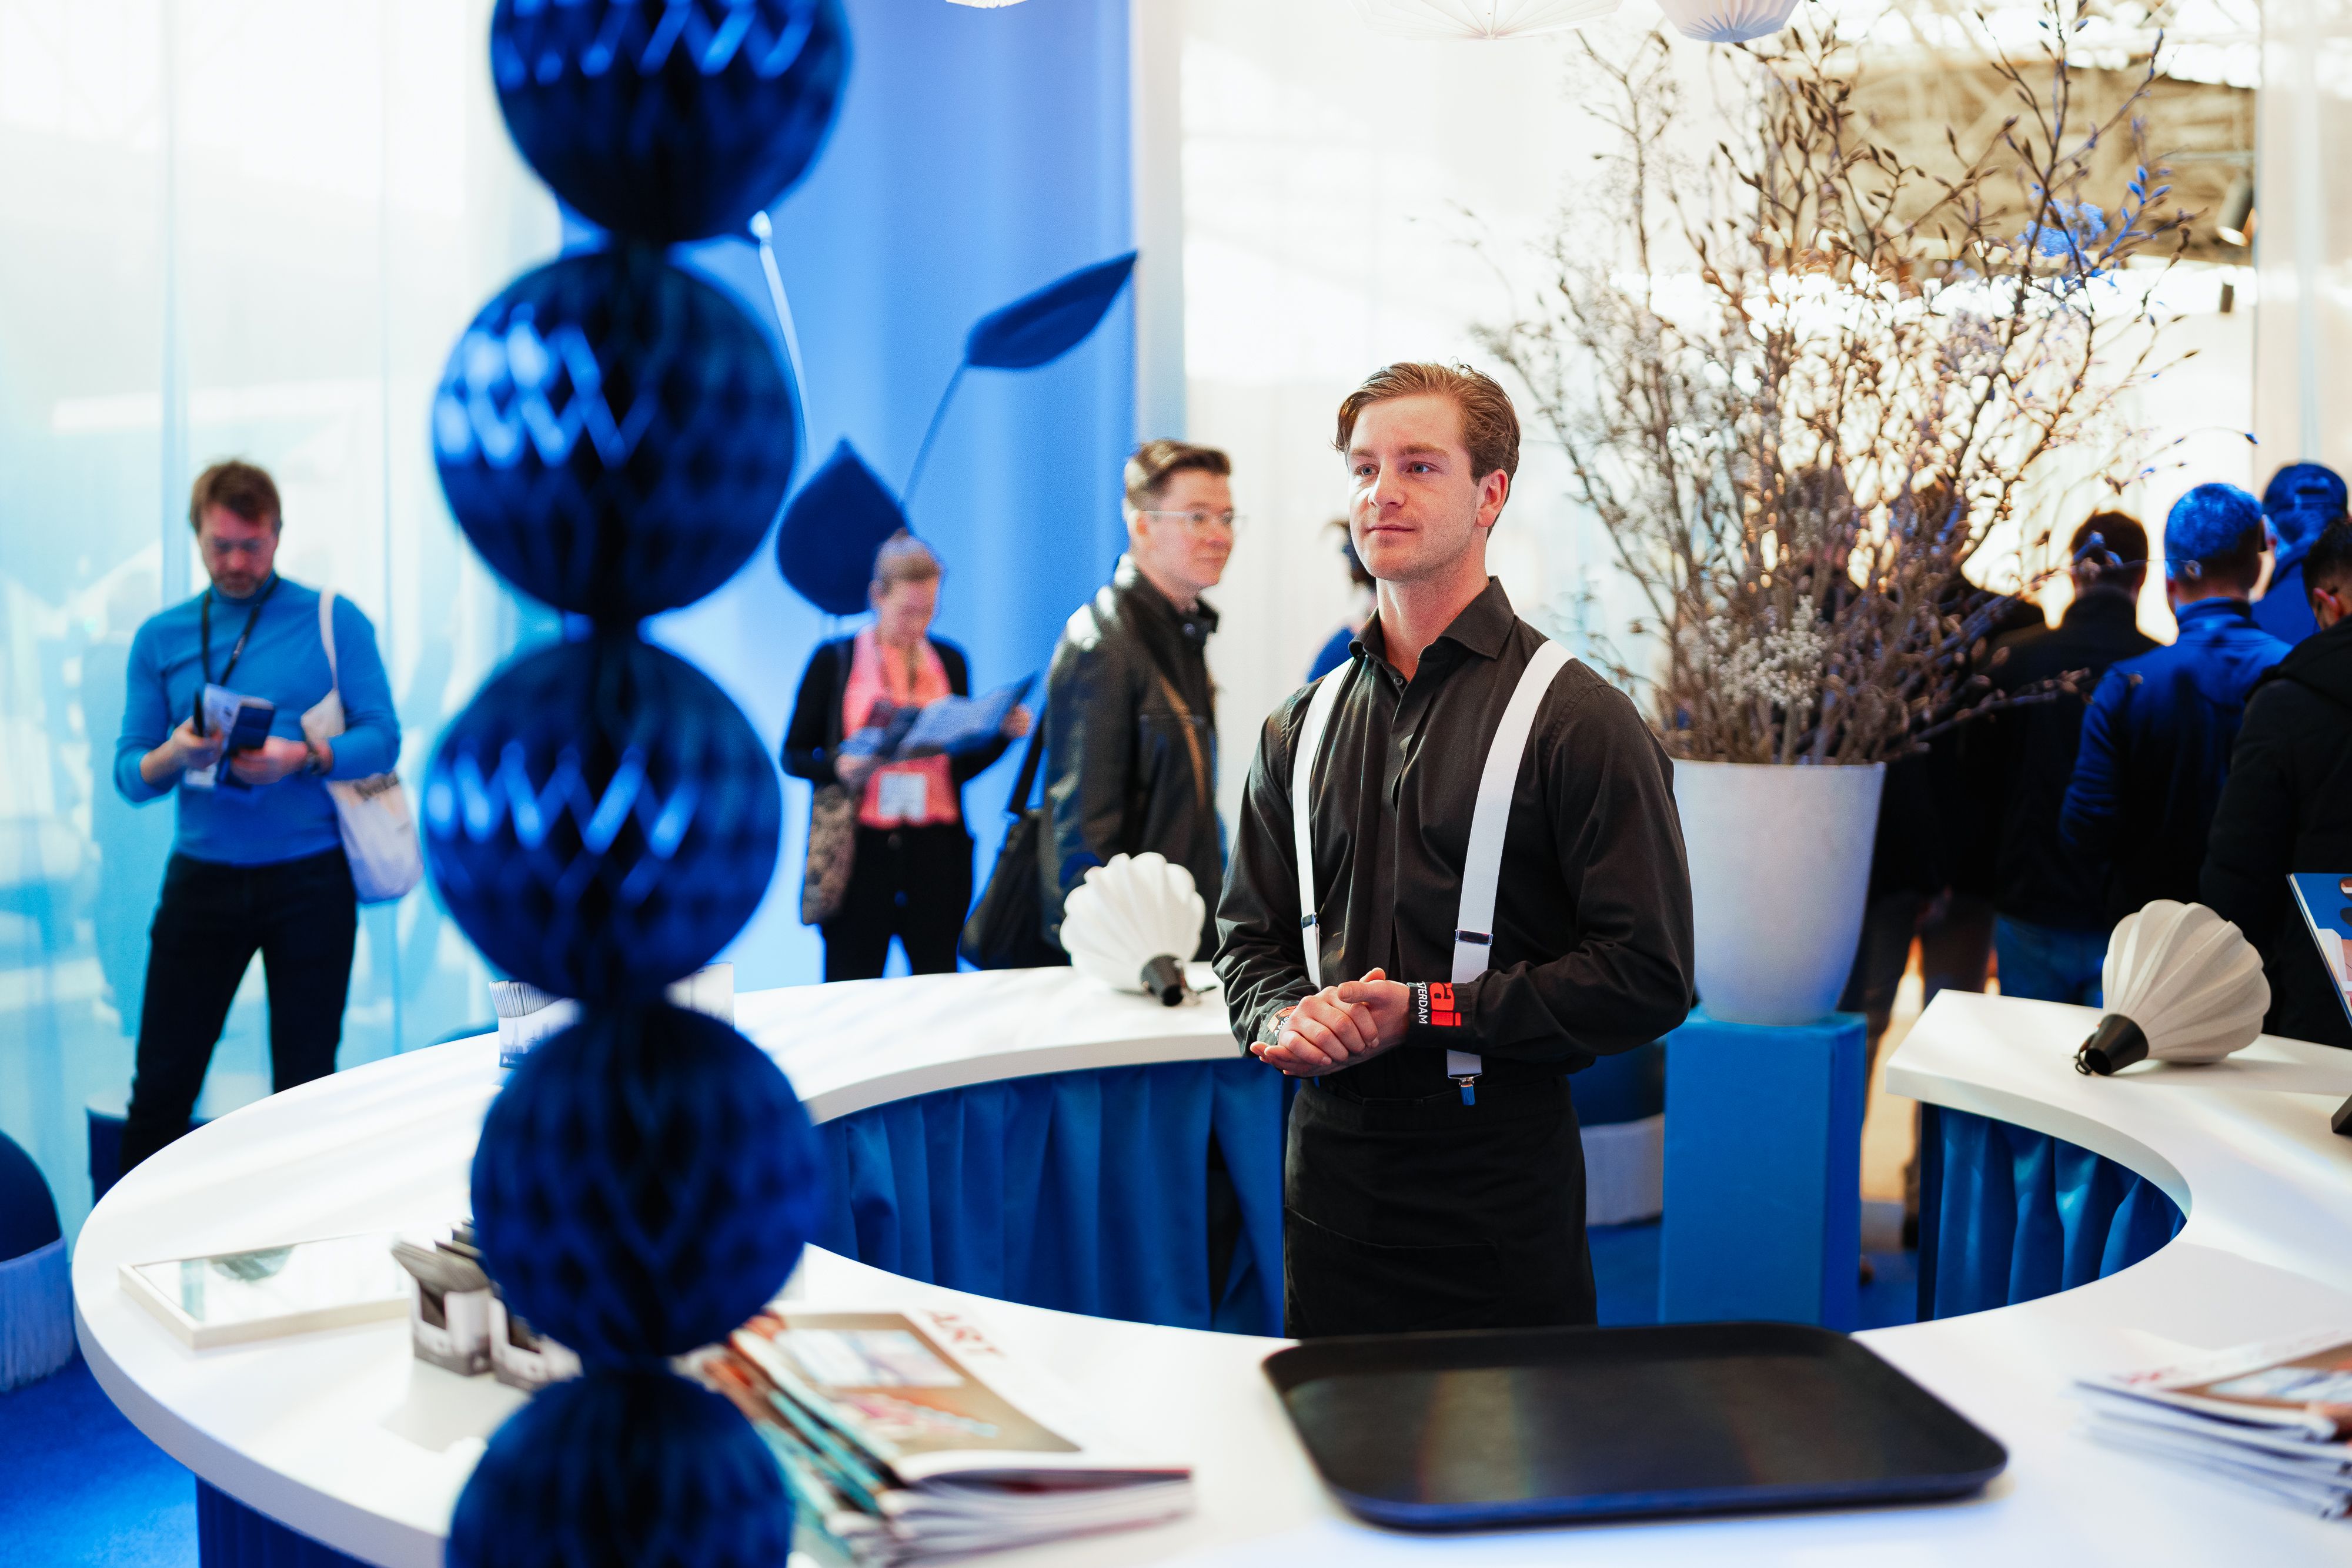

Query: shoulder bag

[959,716,1065,969]
[300,590,424,903]
[800,643,858,925]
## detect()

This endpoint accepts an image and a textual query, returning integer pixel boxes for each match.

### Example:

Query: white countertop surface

[74,979,2352,1565]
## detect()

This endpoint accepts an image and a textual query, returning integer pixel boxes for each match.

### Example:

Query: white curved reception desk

[75,979,2352,1566]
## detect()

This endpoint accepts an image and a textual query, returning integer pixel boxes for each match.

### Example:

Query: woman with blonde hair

[784,534,1032,979]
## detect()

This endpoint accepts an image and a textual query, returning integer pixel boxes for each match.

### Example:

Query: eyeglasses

[1138,509,1244,535]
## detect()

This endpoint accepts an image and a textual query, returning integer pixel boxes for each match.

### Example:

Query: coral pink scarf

[843,626,960,828]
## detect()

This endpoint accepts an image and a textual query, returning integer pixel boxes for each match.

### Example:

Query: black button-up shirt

[1214,580,1695,1097]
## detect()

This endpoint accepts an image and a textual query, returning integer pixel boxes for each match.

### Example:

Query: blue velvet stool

[1658,1009,1866,1330]
[0,1129,74,1390]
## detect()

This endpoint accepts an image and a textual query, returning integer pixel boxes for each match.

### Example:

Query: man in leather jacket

[1037,440,1234,958]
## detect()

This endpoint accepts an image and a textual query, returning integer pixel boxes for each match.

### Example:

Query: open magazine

[2076,1326,2352,1517]
[838,677,1034,763]
[692,1306,1191,1564]
[2288,874,2352,1034]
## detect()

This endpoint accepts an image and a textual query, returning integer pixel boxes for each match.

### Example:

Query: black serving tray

[1263,1320,2006,1530]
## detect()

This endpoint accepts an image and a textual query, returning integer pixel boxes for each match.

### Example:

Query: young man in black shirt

[1214,363,1695,1336]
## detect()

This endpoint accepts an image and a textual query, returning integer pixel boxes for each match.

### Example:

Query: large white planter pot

[1672,759,1886,1026]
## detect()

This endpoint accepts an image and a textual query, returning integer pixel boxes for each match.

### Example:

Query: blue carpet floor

[0,1355,195,1568]
[0,1225,1915,1564]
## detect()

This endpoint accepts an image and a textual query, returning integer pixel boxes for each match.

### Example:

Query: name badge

[876,769,928,823]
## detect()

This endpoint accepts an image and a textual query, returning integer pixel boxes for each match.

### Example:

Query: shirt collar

[2173,596,2256,633]
[1354,577,1514,667]
[1114,553,1220,637]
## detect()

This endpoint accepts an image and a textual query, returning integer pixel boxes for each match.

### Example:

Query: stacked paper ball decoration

[447,1372,796,1568]
[436,4,846,1564]
[420,636,781,1005]
[432,246,797,625]
[470,1007,826,1363]
[490,0,850,243]
[1652,0,1801,43]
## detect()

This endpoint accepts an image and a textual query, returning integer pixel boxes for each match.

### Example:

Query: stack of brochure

[2076,1328,2352,1516]
[694,1306,1192,1564]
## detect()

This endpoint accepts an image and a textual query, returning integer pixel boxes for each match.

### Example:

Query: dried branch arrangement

[1483,1,2189,764]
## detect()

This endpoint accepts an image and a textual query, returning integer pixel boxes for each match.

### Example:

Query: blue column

[1658,1009,1866,1330]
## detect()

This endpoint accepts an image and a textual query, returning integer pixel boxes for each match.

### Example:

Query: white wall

[1180,2,1646,818]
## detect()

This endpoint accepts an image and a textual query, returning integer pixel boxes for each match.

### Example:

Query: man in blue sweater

[113,460,400,1174]
[2062,484,2289,927]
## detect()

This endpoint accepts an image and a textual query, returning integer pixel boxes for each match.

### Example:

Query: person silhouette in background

[1038,440,1234,958]
[783,534,1028,982]
[113,462,399,1174]
[2252,463,2346,647]
[2201,521,2352,1049]
[2062,484,2288,925]
[1971,513,2158,1004]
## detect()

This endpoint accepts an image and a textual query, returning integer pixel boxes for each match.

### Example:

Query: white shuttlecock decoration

[1653,0,1800,44]
[2076,900,2270,1075]
[1062,852,1205,1006]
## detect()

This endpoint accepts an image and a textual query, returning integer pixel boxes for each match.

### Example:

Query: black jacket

[781,635,1012,821]
[1967,590,2157,929]
[1214,580,1695,1098]
[1038,556,1222,955]
[2200,616,2352,1049]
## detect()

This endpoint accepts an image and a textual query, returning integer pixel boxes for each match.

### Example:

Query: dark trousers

[1284,1076,1595,1338]
[119,850,359,1175]
[820,823,973,982]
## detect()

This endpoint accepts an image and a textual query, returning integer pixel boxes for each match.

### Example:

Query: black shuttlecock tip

[2075,1014,2150,1075]
[1139,953,1188,1008]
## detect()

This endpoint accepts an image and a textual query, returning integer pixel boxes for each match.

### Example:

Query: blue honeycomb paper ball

[472,1004,826,1363]
[490,0,849,243]
[447,1368,794,1568]
[434,244,795,624]
[422,634,780,1003]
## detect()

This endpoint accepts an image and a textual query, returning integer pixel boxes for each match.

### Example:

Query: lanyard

[197,574,278,726]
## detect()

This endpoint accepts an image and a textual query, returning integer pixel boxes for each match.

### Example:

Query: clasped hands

[1251,968,1411,1076]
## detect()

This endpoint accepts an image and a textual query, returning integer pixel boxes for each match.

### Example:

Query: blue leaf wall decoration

[776,440,907,615]
[963,251,1137,370]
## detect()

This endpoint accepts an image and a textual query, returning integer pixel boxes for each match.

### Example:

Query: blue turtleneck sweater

[113,576,400,865]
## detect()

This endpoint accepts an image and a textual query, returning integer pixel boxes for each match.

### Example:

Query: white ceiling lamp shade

[1351,0,1622,40]
[1652,0,1802,44]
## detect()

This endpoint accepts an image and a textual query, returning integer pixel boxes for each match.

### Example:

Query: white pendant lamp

[1351,0,1622,39]
[1651,0,1802,43]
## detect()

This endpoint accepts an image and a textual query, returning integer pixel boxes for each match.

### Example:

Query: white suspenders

[1289,639,1572,1101]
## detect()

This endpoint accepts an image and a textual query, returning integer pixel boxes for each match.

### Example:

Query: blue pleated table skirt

[1916,1103,2186,1320]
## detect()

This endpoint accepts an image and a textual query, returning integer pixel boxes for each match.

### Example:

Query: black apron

[1283,1074,1596,1338]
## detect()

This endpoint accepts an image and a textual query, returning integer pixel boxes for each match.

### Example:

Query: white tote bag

[300,589,424,903]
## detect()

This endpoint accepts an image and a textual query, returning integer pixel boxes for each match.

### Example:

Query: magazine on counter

[837,677,1033,763]
[2077,1326,2352,1517]
[692,1306,1191,1564]
[2288,874,2352,1033]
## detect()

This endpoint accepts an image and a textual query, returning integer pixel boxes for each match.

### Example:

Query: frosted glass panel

[0,0,557,1241]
